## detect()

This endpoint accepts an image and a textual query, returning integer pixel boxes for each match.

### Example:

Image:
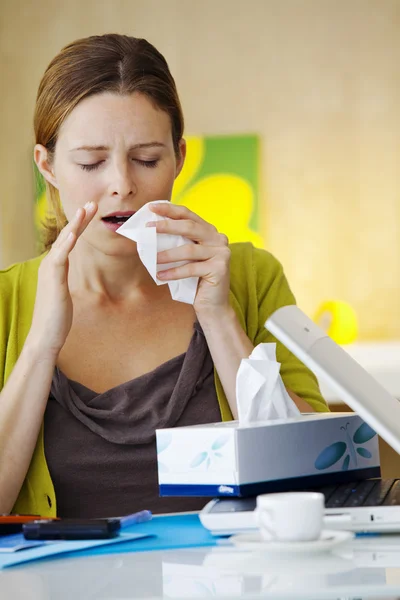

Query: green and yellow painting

[35,134,264,248]
[172,134,264,247]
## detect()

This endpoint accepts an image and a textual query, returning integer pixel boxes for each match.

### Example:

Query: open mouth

[101,212,136,231]
[102,215,132,225]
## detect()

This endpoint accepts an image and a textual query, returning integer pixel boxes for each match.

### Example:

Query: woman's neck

[67,237,156,302]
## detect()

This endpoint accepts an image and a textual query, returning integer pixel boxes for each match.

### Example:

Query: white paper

[116,201,199,304]
[0,532,149,568]
[236,343,301,423]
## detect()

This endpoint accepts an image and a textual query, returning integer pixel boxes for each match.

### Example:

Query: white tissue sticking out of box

[116,200,199,304]
[236,343,300,423]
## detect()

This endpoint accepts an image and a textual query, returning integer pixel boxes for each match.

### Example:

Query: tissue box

[156,413,380,497]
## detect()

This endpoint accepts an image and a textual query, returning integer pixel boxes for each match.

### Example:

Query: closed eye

[135,159,159,168]
[80,162,103,172]
[79,159,159,171]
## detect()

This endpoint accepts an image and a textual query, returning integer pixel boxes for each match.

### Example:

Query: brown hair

[34,34,184,251]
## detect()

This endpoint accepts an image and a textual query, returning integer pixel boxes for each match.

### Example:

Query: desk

[3,530,400,598]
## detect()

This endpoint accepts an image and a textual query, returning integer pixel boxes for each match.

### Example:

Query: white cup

[255,492,324,542]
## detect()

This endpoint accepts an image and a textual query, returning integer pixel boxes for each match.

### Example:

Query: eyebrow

[70,142,166,152]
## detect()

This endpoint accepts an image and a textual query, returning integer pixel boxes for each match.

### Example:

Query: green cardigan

[0,243,328,516]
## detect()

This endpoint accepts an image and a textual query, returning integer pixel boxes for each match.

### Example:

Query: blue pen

[119,510,152,529]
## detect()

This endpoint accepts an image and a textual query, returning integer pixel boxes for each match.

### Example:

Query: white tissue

[236,343,300,423]
[116,201,199,304]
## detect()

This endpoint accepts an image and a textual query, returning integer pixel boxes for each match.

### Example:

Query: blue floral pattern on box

[157,432,173,473]
[315,422,376,471]
[189,434,230,470]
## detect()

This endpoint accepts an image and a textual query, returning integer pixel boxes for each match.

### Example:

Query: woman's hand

[148,203,231,316]
[26,202,98,359]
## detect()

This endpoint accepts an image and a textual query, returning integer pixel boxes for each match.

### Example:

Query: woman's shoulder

[0,255,43,298]
[229,241,282,264]
[229,242,284,287]
[228,242,295,320]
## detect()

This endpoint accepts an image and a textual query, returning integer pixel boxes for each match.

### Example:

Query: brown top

[44,321,222,518]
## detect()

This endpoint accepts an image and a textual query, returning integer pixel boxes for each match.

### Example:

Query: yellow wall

[1,0,400,339]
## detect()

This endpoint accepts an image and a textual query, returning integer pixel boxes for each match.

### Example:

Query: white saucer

[229,529,353,554]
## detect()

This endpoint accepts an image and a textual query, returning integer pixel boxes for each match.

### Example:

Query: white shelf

[318,342,400,405]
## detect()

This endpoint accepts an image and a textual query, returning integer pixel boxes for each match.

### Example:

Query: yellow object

[178,173,264,248]
[314,300,358,345]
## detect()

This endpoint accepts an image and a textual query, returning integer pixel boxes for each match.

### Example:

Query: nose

[109,161,137,199]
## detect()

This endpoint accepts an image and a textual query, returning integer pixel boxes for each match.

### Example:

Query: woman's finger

[51,232,78,267]
[52,202,97,249]
[74,201,98,238]
[149,201,207,225]
[157,249,231,281]
[52,208,85,249]
[157,243,217,265]
[148,218,224,246]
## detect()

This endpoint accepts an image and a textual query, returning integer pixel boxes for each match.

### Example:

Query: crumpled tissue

[236,343,301,423]
[116,201,199,304]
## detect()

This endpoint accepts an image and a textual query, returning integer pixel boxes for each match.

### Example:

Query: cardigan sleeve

[0,264,20,391]
[251,246,329,412]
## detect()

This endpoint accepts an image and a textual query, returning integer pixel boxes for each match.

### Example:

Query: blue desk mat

[75,513,217,559]
[0,514,218,569]
[0,532,150,569]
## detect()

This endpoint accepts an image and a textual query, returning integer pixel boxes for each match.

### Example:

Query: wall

[1,0,400,338]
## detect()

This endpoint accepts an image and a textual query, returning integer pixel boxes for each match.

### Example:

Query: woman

[0,34,328,519]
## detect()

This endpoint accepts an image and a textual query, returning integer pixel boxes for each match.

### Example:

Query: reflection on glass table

[3,536,400,599]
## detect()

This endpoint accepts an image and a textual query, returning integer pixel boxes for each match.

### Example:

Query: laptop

[200,305,400,535]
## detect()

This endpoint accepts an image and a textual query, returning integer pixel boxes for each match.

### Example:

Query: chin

[86,233,139,258]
